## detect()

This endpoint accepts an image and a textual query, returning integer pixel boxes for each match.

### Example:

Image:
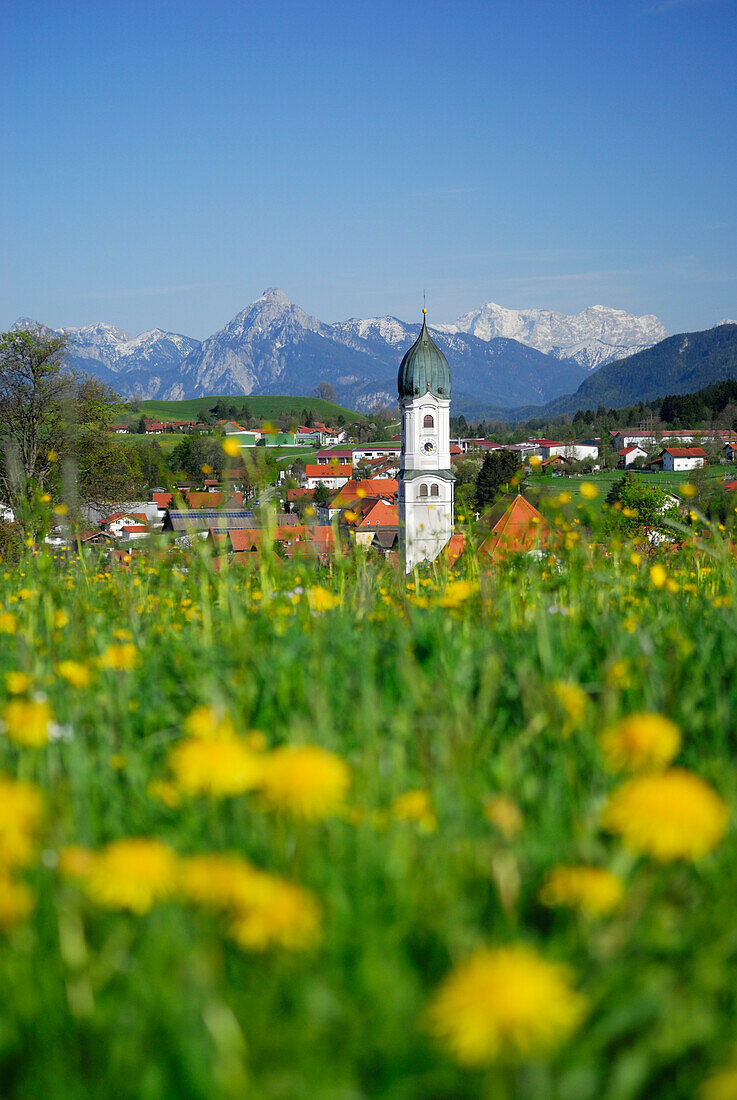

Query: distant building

[618,445,649,468]
[661,447,708,472]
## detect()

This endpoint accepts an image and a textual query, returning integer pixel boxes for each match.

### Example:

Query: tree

[312,381,337,403]
[606,473,680,540]
[136,414,147,435]
[312,482,332,508]
[0,328,73,512]
[474,450,523,511]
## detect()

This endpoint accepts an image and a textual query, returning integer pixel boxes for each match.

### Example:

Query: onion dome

[397,310,451,399]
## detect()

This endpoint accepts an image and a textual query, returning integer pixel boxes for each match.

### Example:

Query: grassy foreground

[1,529,737,1099]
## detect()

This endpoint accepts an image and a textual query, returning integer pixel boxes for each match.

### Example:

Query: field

[2,516,737,1099]
[122,395,368,427]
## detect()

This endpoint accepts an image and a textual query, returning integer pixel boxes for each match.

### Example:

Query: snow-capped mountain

[11,290,669,412]
[440,302,667,370]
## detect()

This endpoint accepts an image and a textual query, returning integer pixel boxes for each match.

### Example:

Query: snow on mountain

[9,291,669,412]
[442,302,668,370]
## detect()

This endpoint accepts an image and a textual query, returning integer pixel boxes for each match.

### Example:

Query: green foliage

[605,473,680,537]
[312,482,332,507]
[0,534,736,1098]
[474,449,523,510]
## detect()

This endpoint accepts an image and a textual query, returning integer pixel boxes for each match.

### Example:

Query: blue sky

[2,0,736,338]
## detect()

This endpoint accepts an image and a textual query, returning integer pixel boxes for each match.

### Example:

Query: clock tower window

[423,413,434,429]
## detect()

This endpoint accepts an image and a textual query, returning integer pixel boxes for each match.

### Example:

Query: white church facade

[397,310,455,572]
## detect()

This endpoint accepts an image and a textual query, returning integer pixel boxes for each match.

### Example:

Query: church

[397,310,455,572]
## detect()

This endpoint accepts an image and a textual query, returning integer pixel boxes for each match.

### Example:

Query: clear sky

[2,0,736,339]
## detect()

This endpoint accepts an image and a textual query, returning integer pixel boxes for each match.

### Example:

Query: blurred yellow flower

[56,660,92,688]
[0,872,34,928]
[391,789,437,832]
[438,580,478,608]
[53,503,68,516]
[84,838,178,913]
[222,438,241,457]
[650,564,667,588]
[700,1063,737,1100]
[558,492,572,504]
[168,736,263,797]
[0,778,43,866]
[98,643,140,671]
[579,482,598,500]
[146,778,181,808]
[681,482,697,499]
[540,866,624,917]
[599,713,681,773]
[307,586,340,613]
[602,769,728,861]
[426,944,585,1065]
[179,853,258,908]
[184,705,237,740]
[259,745,350,820]
[5,671,31,695]
[1,698,52,748]
[484,795,523,839]
[54,609,69,629]
[227,871,322,951]
[630,552,641,567]
[529,455,542,466]
[551,681,587,735]
[58,845,95,878]
[0,612,17,634]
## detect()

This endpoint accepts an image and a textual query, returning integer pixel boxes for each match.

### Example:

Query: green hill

[122,394,368,427]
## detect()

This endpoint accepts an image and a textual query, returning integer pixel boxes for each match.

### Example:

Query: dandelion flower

[98,643,139,671]
[484,795,523,840]
[551,681,587,735]
[56,660,92,688]
[5,671,31,695]
[599,713,681,773]
[437,580,478,608]
[426,945,585,1065]
[0,778,43,866]
[183,705,237,740]
[168,736,263,797]
[602,769,728,861]
[540,866,624,917]
[650,564,667,589]
[1,698,53,748]
[58,845,96,878]
[179,853,259,909]
[84,838,178,913]
[391,789,437,832]
[222,438,241,457]
[146,778,181,808]
[259,745,350,820]
[227,871,321,951]
[0,872,34,928]
[580,482,598,500]
[0,612,17,634]
[306,587,340,613]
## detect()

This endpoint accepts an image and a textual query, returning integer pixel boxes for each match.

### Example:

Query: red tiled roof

[185,491,244,508]
[440,533,466,566]
[153,492,173,509]
[121,525,149,533]
[618,446,645,455]
[355,500,398,529]
[478,495,548,559]
[329,479,398,508]
[103,511,148,524]
[305,464,352,478]
[663,447,708,458]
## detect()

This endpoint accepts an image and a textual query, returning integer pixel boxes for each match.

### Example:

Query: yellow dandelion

[391,789,437,832]
[681,482,698,499]
[630,552,642,567]
[56,660,92,688]
[306,586,340,613]
[222,437,241,457]
[5,671,31,695]
[168,736,264,797]
[54,609,69,629]
[0,872,35,929]
[579,482,598,500]
[650,564,667,589]
[426,944,586,1065]
[259,745,350,820]
[0,612,17,634]
[227,871,321,951]
[599,713,681,773]
[84,838,179,913]
[183,705,237,740]
[602,769,728,861]
[437,580,478,608]
[551,681,587,736]
[179,853,258,908]
[1,698,53,748]
[540,866,624,918]
[558,492,572,504]
[98,643,140,671]
[484,795,523,840]
[0,778,43,866]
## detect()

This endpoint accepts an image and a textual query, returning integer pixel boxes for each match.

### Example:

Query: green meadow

[1,510,737,1099]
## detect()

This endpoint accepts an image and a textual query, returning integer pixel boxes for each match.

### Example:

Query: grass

[120,395,368,426]
[1,510,737,1098]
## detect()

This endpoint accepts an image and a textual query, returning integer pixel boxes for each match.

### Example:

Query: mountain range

[12,289,667,414]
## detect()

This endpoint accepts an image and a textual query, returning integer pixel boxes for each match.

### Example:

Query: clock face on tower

[422,439,437,455]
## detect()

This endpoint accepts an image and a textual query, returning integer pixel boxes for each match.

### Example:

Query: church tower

[397,309,455,572]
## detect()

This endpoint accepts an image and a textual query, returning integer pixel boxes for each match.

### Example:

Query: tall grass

[0,521,736,1099]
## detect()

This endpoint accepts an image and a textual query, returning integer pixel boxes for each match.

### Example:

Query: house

[346,499,399,549]
[478,495,549,560]
[618,445,649,468]
[119,525,150,541]
[144,420,165,434]
[184,491,244,509]
[564,439,599,462]
[540,455,567,472]
[99,511,150,536]
[661,447,707,472]
[304,464,353,490]
[315,447,353,465]
[295,428,325,445]
[318,478,398,522]
[527,439,567,459]
[110,424,129,434]
[351,443,401,464]
[725,442,737,462]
